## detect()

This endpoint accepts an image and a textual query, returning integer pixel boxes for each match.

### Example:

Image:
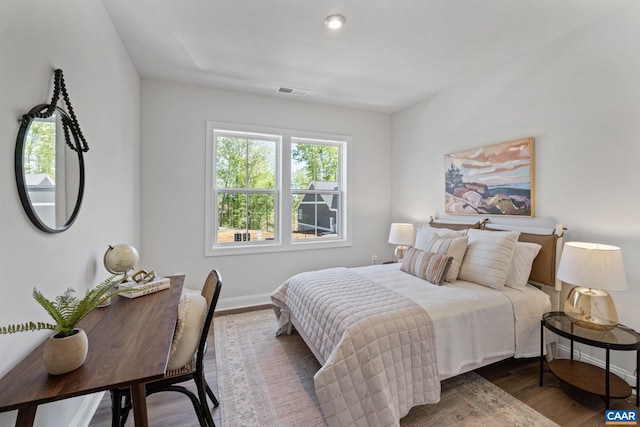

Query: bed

[271,218,563,427]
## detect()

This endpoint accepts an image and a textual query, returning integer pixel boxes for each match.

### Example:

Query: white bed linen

[352,263,551,378]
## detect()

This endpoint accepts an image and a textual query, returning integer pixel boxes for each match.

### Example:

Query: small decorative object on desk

[118,276,171,299]
[103,243,139,282]
[0,274,129,375]
[101,244,139,307]
[130,269,157,283]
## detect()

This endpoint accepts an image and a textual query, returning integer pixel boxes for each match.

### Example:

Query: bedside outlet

[371,255,377,264]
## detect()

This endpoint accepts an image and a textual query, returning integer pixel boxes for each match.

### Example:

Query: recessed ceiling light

[324,14,346,30]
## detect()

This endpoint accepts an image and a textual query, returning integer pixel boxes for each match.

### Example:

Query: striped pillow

[401,248,453,285]
[424,235,468,282]
[458,229,520,289]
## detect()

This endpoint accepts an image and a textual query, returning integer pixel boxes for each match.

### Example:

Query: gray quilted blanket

[271,267,440,427]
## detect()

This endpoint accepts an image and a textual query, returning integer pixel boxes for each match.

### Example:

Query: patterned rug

[214,309,559,427]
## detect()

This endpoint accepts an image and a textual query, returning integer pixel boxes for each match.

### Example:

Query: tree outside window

[214,132,278,244]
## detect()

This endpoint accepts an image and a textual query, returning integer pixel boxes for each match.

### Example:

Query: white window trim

[205,121,352,256]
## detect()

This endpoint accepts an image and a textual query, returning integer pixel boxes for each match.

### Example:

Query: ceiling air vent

[277,86,310,96]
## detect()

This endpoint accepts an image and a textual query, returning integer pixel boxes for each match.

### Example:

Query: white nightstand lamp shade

[557,242,627,331]
[388,223,414,263]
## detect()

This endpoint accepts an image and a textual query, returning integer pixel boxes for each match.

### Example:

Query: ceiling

[102,0,633,113]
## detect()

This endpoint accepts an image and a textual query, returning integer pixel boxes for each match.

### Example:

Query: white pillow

[433,227,466,238]
[423,234,469,282]
[167,291,208,371]
[458,229,520,288]
[414,226,465,250]
[505,242,542,289]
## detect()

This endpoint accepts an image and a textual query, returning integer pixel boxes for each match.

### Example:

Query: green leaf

[0,321,55,334]
[0,274,124,336]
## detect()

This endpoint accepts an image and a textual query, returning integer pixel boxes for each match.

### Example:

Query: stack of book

[118,276,171,299]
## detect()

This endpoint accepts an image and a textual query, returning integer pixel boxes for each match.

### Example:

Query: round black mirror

[15,104,85,233]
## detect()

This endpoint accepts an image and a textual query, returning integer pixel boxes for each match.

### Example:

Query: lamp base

[564,287,619,331]
[394,245,407,263]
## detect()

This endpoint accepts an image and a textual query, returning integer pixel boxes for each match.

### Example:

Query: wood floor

[476,357,637,427]
[89,329,637,427]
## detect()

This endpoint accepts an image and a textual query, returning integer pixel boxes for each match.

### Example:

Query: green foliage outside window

[291,143,339,189]
[25,119,56,180]
[216,136,276,236]
[214,133,342,243]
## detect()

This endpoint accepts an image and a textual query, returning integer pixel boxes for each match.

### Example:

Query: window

[291,139,341,240]
[214,130,279,245]
[205,122,349,255]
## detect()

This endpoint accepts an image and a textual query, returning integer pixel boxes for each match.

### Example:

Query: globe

[103,244,139,280]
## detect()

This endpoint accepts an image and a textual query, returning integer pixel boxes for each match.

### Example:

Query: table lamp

[388,223,414,263]
[556,242,627,331]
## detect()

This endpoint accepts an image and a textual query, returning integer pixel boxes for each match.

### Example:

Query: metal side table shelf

[540,311,640,409]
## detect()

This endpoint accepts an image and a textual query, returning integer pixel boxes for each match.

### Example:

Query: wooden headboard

[429,217,563,289]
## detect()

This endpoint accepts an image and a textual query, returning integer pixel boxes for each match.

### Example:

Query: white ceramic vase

[43,328,89,375]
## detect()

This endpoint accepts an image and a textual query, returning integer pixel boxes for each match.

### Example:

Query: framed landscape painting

[444,137,534,216]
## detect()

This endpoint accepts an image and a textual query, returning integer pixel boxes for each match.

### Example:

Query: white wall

[392,3,640,380]
[140,79,391,308]
[5,1,634,422]
[0,1,140,425]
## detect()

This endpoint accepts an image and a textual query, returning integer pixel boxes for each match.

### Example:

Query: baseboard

[71,392,105,427]
[557,343,637,394]
[216,293,272,311]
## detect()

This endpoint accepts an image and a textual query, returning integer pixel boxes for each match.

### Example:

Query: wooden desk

[0,275,184,426]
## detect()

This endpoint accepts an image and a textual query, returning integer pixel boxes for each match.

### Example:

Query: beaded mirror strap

[22,69,89,153]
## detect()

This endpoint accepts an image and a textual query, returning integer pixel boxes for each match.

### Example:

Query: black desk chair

[110,270,222,427]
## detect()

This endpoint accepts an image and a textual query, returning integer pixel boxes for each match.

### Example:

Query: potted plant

[0,274,125,375]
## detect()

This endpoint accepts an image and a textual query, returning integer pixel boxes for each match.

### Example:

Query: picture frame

[444,137,534,217]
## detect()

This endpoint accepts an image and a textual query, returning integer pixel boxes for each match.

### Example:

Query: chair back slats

[196,270,222,369]
[200,270,219,307]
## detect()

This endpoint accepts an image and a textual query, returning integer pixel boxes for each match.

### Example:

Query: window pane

[216,192,247,243]
[291,142,311,190]
[248,193,276,241]
[216,136,247,188]
[291,193,304,235]
[216,192,277,243]
[291,142,339,190]
[25,117,56,179]
[216,134,276,190]
[292,193,339,239]
[247,138,276,189]
[315,145,339,183]
[25,117,58,228]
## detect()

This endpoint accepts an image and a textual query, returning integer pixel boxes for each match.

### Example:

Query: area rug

[214,309,559,427]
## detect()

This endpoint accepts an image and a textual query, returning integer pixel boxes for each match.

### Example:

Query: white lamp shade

[556,242,627,291]
[388,223,415,246]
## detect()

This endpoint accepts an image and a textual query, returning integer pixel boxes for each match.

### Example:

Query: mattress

[352,263,551,378]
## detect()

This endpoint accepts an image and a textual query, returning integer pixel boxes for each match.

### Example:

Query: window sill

[205,239,352,257]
